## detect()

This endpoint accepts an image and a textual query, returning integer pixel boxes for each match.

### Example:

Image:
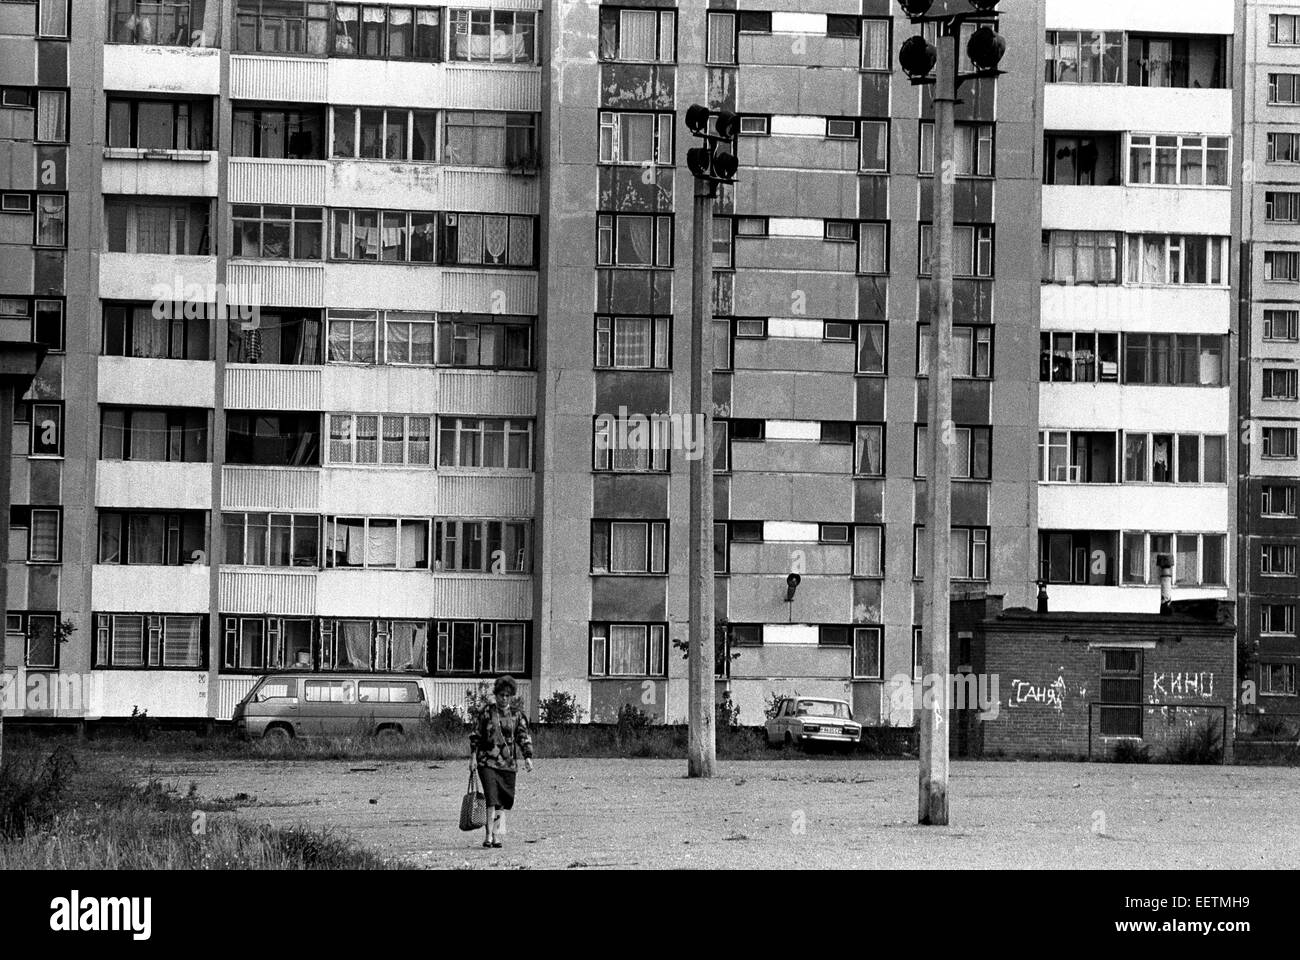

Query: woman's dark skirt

[478,765,517,810]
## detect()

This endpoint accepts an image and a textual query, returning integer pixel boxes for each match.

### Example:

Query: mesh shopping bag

[459,767,487,831]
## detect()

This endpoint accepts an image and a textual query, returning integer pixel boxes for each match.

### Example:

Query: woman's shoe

[491,840,503,848]
[482,840,493,848]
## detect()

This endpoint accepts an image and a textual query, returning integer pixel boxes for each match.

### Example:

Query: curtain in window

[619,10,656,60]
[953,330,973,377]
[482,215,509,264]
[127,513,165,564]
[355,415,378,463]
[508,216,532,266]
[163,616,202,667]
[1141,236,1164,282]
[36,90,65,141]
[113,615,145,666]
[610,523,647,572]
[393,621,426,671]
[860,325,885,372]
[133,309,170,357]
[40,0,68,36]
[131,411,168,460]
[1199,342,1221,385]
[30,513,58,561]
[36,196,65,246]
[857,426,882,475]
[367,520,398,566]
[854,527,881,576]
[458,214,483,264]
[617,217,651,265]
[338,620,371,669]
[399,521,428,568]
[1146,41,1173,87]
[859,226,885,273]
[1175,535,1198,585]
[863,20,889,69]
[609,625,644,674]
[614,318,651,366]
[953,229,974,275]
[132,205,173,254]
[388,7,411,57]
[495,624,525,673]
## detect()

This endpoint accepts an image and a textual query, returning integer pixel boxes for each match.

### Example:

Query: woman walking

[470,675,534,848]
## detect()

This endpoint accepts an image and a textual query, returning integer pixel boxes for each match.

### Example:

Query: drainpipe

[1156,553,1174,616]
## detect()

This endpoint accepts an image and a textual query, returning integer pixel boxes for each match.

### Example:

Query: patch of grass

[1110,739,1150,764]
[1161,722,1223,765]
[0,745,77,838]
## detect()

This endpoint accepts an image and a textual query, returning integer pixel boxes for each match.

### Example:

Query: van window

[304,680,356,703]
[358,681,419,703]
[253,680,292,702]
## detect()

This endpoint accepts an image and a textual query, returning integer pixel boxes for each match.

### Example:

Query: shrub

[763,692,792,722]
[0,746,77,838]
[539,690,586,725]
[715,694,741,730]
[615,703,653,739]
[1111,739,1150,764]
[428,705,468,734]
[1162,721,1223,765]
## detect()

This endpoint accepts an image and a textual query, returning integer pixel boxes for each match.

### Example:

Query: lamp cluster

[685,104,740,185]
[897,0,1007,84]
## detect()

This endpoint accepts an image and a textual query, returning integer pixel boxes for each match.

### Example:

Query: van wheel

[376,726,402,741]
[263,725,292,741]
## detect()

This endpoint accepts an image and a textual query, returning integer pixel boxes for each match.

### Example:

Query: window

[107,1,218,47]
[95,613,205,669]
[1120,432,1226,484]
[232,204,323,260]
[918,325,992,378]
[36,0,68,38]
[225,412,320,466]
[10,612,58,670]
[707,11,736,64]
[855,424,884,477]
[1127,134,1229,187]
[330,4,438,60]
[98,511,205,566]
[1273,14,1300,45]
[330,209,438,263]
[314,619,428,672]
[0,87,65,142]
[107,97,212,151]
[1121,333,1225,386]
[442,111,537,167]
[227,310,322,364]
[381,311,437,364]
[712,216,735,270]
[1264,368,1299,401]
[1037,530,1119,585]
[851,626,882,680]
[1128,35,1228,89]
[433,620,528,676]
[713,519,728,569]
[1044,30,1123,84]
[1265,251,1300,282]
[1127,234,1228,285]
[433,521,531,573]
[1264,310,1300,342]
[824,322,853,342]
[0,193,65,248]
[447,8,536,63]
[915,425,992,481]
[324,517,431,569]
[919,224,993,278]
[1265,192,1300,223]
[223,513,319,567]
[1260,663,1298,696]
[332,106,438,162]
[593,415,670,473]
[861,18,890,70]
[599,8,675,63]
[1120,532,1226,586]
[440,314,533,369]
[1271,73,1300,105]
[589,623,667,677]
[441,212,536,267]
[599,111,673,165]
[100,407,207,462]
[10,507,61,563]
[854,525,883,578]
[737,11,769,33]
[103,304,209,360]
[327,413,431,466]
[0,296,64,352]
[1042,132,1121,185]
[739,116,769,136]
[856,323,886,374]
[1099,649,1142,736]
[920,122,994,177]
[826,118,857,140]
[860,120,888,173]
[858,222,888,275]
[105,198,210,255]
[235,0,331,54]
[1262,604,1296,636]
[1263,426,1299,460]
[1261,485,1297,518]
[591,520,666,574]
[1268,132,1300,163]
[914,526,990,581]
[1041,231,1121,284]
[438,417,531,469]
[1262,544,1297,578]
[1037,430,1119,484]
[820,423,854,445]
[18,402,64,457]
[597,213,672,267]
[735,318,766,339]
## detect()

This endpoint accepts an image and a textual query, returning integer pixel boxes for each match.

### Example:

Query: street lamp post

[897,0,1006,826]
[683,105,739,778]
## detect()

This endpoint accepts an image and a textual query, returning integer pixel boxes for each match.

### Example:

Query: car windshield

[797,700,849,719]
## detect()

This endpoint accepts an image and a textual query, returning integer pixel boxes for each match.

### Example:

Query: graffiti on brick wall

[1008,674,1067,713]
[1151,672,1215,700]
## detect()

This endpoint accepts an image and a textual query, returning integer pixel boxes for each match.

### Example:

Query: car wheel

[262,724,292,742]
[376,726,402,741]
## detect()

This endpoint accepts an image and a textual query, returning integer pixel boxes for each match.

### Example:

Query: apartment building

[1238,0,1300,716]
[1038,0,1235,616]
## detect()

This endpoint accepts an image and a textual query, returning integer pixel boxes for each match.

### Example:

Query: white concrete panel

[1039,384,1229,432]
[768,218,824,238]
[770,116,827,137]
[1045,85,1231,135]
[316,571,437,618]
[766,421,821,440]
[1042,185,1230,234]
[322,365,440,415]
[92,565,212,613]
[771,12,825,33]
[325,160,441,210]
[318,467,439,516]
[99,253,217,303]
[764,521,819,542]
[328,58,447,108]
[95,670,212,719]
[1045,0,1233,35]
[1039,285,1231,333]
[323,263,441,311]
[1043,583,1228,615]
[103,45,220,96]
[1038,484,1229,533]
[763,624,819,645]
[766,319,824,339]
[98,357,215,408]
[96,461,213,510]
[102,155,218,197]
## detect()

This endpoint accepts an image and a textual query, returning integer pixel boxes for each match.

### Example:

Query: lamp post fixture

[682,104,739,778]
[897,0,1006,826]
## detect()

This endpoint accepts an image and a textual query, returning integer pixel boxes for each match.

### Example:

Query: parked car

[232,674,429,740]
[765,697,861,750]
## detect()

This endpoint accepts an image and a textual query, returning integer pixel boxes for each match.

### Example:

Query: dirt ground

[134,756,1300,869]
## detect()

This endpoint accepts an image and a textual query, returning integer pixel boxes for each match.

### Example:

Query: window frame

[588,621,668,678]
[95,612,207,669]
[590,519,668,575]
